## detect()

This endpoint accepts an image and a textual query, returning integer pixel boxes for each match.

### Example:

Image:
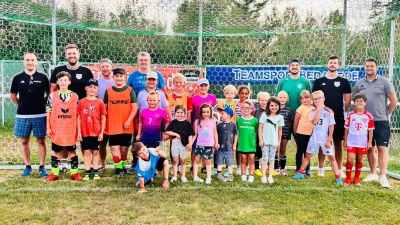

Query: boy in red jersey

[77,79,107,180]
[343,93,374,186]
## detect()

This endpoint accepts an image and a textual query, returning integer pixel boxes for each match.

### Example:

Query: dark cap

[112,68,125,75]
[86,78,98,86]
[289,58,300,65]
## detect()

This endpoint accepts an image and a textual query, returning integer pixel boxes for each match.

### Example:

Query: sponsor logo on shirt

[76,74,82,80]
[297,84,302,88]
[110,99,129,104]
[58,108,72,119]
[322,83,326,85]
[334,81,340,87]
[21,80,25,83]
[90,105,94,111]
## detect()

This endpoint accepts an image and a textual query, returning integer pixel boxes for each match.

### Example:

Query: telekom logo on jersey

[355,123,362,130]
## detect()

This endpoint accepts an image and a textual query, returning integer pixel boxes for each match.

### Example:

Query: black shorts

[282,135,291,140]
[156,157,166,171]
[255,136,262,159]
[101,134,109,146]
[108,134,132,147]
[144,142,159,148]
[52,143,76,152]
[372,121,390,147]
[81,137,100,150]
[237,151,256,155]
[333,117,345,140]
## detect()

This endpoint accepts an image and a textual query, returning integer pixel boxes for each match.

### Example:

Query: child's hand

[78,133,82,141]
[316,104,324,111]
[98,132,103,141]
[46,129,52,138]
[367,142,372,150]
[136,135,140,142]
[214,143,220,149]
[343,140,347,148]
[185,144,192,151]
[137,188,147,194]
[276,144,280,151]
[123,121,131,129]
[175,135,181,140]
[259,140,264,148]
[155,146,162,153]
[325,140,332,149]
[233,146,237,152]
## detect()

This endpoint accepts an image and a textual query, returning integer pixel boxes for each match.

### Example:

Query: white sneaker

[267,176,274,184]
[248,175,254,183]
[236,168,242,175]
[363,173,379,182]
[170,176,178,182]
[339,170,346,179]
[318,168,325,177]
[206,177,212,184]
[380,176,390,188]
[241,175,247,182]
[194,176,204,183]
[181,177,188,183]
[261,176,267,184]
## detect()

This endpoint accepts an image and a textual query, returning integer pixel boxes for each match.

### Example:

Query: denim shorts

[215,150,234,166]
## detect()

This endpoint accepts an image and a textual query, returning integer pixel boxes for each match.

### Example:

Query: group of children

[45,69,375,191]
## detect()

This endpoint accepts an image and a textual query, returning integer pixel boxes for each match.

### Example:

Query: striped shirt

[279,106,293,137]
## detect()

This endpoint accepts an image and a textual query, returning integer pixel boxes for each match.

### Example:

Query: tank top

[49,91,78,146]
[106,86,134,135]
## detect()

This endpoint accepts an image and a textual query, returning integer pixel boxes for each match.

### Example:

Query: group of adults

[276,56,397,188]
[10,44,397,188]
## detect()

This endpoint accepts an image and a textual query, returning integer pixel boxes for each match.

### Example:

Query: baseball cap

[217,107,234,118]
[289,58,300,65]
[86,78,98,86]
[146,71,158,79]
[197,78,209,86]
[112,68,125,75]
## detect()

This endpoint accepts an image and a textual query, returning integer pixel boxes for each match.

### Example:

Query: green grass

[0,170,399,224]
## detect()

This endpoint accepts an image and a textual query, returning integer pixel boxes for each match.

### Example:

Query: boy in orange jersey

[46,71,82,181]
[103,68,138,177]
[77,79,107,180]
[216,85,238,121]
[167,73,192,119]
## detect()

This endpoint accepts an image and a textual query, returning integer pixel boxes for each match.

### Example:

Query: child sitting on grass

[132,142,170,194]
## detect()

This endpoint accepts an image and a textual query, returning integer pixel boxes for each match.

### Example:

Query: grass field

[0,131,400,224]
[0,169,399,225]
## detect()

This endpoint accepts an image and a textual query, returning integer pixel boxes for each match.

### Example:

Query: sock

[280,155,287,170]
[355,162,363,179]
[217,171,221,174]
[26,165,32,169]
[121,155,127,169]
[346,162,353,179]
[229,174,232,176]
[39,165,44,169]
[274,154,279,169]
[335,174,340,179]
[51,167,60,176]
[298,169,305,174]
[255,159,260,170]
[85,170,91,174]
[70,156,79,174]
[113,156,121,164]
[93,169,98,173]
[60,158,68,168]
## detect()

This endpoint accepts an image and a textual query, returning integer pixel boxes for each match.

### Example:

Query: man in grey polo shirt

[353,57,397,188]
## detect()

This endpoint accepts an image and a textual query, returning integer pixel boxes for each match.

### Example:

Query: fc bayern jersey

[344,110,374,148]
[140,108,170,144]
[310,107,336,143]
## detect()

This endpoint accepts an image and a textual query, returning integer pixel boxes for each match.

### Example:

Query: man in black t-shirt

[312,55,351,178]
[49,44,93,173]
[50,44,93,99]
[10,52,50,177]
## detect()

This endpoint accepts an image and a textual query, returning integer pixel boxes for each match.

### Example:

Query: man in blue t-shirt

[127,52,167,96]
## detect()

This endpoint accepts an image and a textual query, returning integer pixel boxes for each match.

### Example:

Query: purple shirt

[196,118,216,146]
[191,94,217,123]
[140,108,170,145]
[97,77,115,101]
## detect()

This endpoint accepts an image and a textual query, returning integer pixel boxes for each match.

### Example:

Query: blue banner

[207,66,383,84]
